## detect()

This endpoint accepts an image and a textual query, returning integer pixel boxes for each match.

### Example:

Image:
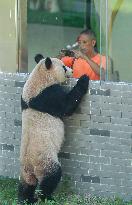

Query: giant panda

[18,57,89,204]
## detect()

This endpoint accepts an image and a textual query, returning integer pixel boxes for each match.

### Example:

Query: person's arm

[73,50,105,80]
[83,55,105,80]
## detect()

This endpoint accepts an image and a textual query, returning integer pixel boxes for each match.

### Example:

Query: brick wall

[0,73,132,201]
[0,73,27,178]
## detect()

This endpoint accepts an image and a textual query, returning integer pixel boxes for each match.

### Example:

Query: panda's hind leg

[18,182,38,204]
[18,168,38,204]
[38,162,62,201]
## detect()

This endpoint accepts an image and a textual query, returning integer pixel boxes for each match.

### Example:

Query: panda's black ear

[45,57,52,69]
[34,53,44,64]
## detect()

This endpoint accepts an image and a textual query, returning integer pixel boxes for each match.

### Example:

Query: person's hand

[72,50,89,60]
[56,51,65,59]
[72,50,83,58]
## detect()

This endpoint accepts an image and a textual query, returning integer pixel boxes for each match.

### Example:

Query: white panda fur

[20,109,64,182]
[23,58,69,102]
[18,57,89,204]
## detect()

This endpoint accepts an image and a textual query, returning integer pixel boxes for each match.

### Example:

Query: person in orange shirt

[61,29,106,80]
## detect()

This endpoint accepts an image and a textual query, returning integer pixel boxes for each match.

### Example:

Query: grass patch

[0,178,132,205]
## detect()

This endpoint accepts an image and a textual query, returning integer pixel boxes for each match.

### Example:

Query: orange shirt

[61,54,106,80]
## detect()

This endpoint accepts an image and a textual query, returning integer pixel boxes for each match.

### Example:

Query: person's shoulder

[94,53,106,60]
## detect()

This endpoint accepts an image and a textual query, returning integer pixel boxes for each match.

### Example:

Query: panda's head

[41,57,72,83]
[22,57,72,101]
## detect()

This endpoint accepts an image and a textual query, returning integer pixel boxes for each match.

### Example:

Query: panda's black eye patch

[63,65,67,73]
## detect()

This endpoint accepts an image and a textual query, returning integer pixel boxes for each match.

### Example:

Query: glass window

[1,0,132,83]
[27,0,88,72]
[27,0,109,82]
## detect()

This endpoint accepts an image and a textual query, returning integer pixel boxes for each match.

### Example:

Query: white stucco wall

[0,0,17,73]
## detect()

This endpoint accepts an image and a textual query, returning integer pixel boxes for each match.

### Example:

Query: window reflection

[27,0,89,72]
[27,0,110,81]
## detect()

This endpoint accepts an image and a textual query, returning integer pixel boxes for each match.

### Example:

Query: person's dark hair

[78,29,96,40]
[34,54,44,64]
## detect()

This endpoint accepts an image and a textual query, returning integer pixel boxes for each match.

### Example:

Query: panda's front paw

[77,74,89,93]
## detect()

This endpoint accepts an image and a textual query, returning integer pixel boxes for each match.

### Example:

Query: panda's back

[21,109,64,159]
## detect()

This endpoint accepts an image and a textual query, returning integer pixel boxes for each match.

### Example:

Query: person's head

[77,29,97,54]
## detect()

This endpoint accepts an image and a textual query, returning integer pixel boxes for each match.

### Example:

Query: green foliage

[0,178,18,204]
[0,178,132,205]
[27,10,85,28]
